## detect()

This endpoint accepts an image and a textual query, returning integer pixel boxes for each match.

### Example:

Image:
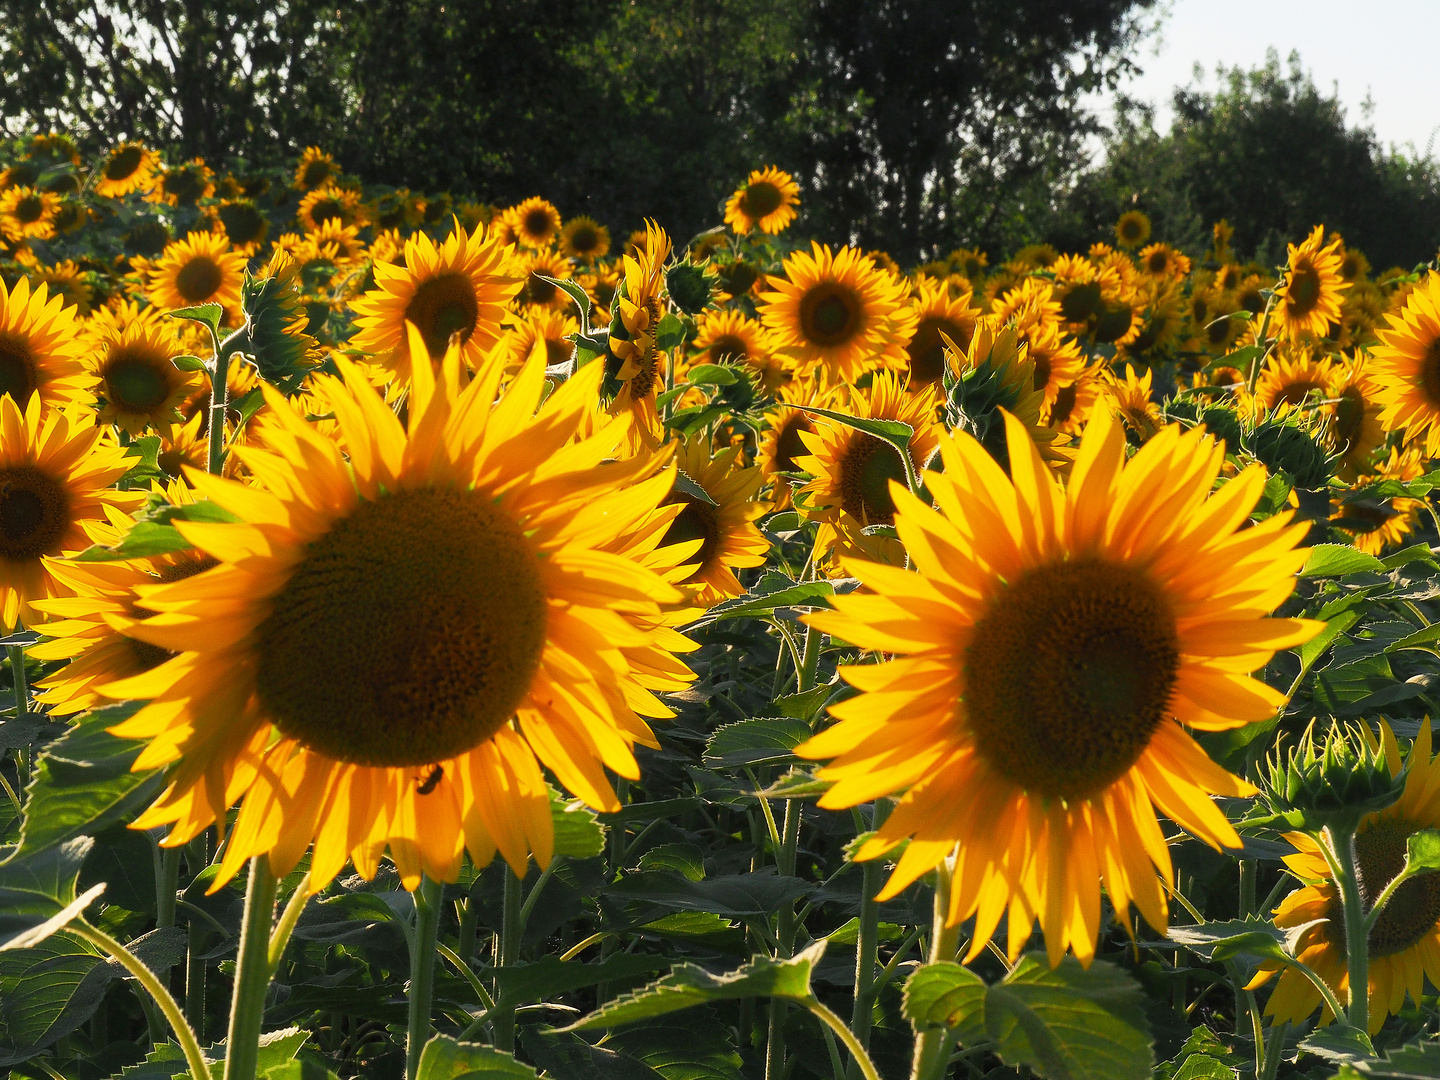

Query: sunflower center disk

[0,335,36,403]
[743,181,784,219]
[106,354,172,411]
[1288,266,1322,314]
[405,272,479,358]
[175,258,222,303]
[799,284,860,346]
[107,146,143,180]
[663,496,721,583]
[708,335,749,363]
[254,488,548,768]
[0,466,70,562]
[1348,817,1440,957]
[839,437,907,526]
[16,197,43,224]
[964,558,1180,802]
[774,416,813,473]
[1421,338,1440,408]
[907,318,960,385]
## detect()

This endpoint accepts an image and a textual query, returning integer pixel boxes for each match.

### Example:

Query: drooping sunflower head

[102,338,696,891]
[760,243,917,386]
[0,187,61,242]
[1370,271,1440,456]
[558,216,610,262]
[94,142,161,199]
[0,276,92,411]
[87,317,203,435]
[724,166,801,236]
[799,409,1317,966]
[510,197,563,250]
[292,147,339,192]
[146,231,247,320]
[350,223,523,384]
[1115,209,1152,249]
[1276,225,1349,341]
[904,276,980,387]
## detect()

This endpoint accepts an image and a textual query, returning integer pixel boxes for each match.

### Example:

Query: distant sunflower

[724,166,800,236]
[1370,271,1440,455]
[1138,243,1190,279]
[214,199,269,254]
[662,436,768,604]
[799,410,1317,966]
[147,159,215,207]
[0,276,91,409]
[904,276,981,387]
[34,261,93,317]
[1106,364,1162,442]
[795,370,941,568]
[308,219,367,266]
[518,250,575,311]
[1115,210,1152,249]
[1251,350,1336,413]
[505,308,578,372]
[146,231,246,319]
[758,381,831,506]
[0,394,143,628]
[693,310,769,366]
[1042,364,1106,436]
[760,243,916,387]
[94,142,161,199]
[297,184,368,233]
[511,197,563,250]
[608,222,672,446]
[293,147,340,192]
[350,223,523,383]
[558,217,611,262]
[1328,353,1385,480]
[87,318,203,434]
[1330,447,1425,556]
[157,413,210,480]
[1259,721,1440,1034]
[102,343,696,891]
[1275,225,1348,341]
[0,187,60,242]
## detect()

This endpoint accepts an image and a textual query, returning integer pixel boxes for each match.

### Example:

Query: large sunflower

[0,276,92,410]
[1274,225,1348,342]
[86,317,203,434]
[798,411,1318,966]
[350,224,523,384]
[904,277,980,387]
[102,340,696,890]
[146,231,247,321]
[1329,352,1385,481]
[662,436,768,604]
[0,394,143,628]
[760,244,916,387]
[1259,721,1440,1034]
[1250,349,1337,413]
[0,187,61,242]
[93,142,161,199]
[724,167,801,236]
[1370,271,1440,455]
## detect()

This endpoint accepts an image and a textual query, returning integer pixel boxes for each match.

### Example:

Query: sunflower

[0,187,60,242]
[0,394,143,628]
[147,159,215,207]
[297,184,368,233]
[518,250,575,311]
[1328,353,1385,480]
[693,310,769,366]
[146,231,247,320]
[795,371,941,568]
[662,436,768,604]
[1259,721,1440,1033]
[293,147,340,192]
[1330,446,1426,556]
[558,217,611,262]
[350,223,523,384]
[608,223,672,446]
[724,166,801,236]
[510,197,563,250]
[157,413,210,480]
[1105,364,1162,442]
[308,219,367,266]
[1138,243,1190,280]
[1043,364,1106,437]
[504,308,578,372]
[798,410,1317,966]
[0,276,92,410]
[214,199,270,254]
[1115,210,1152,249]
[87,317,203,434]
[760,243,916,387]
[1251,349,1337,413]
[101,341,696,891]
[904,277,980,387]
[94,142,161,199]
[758,380,831,507]
[1275,226,1348,342]
[33,261,93,317]
[1371,271,1440,455]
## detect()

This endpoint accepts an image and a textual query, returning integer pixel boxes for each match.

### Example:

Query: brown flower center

[0,334,37,404]
[838,436,908,526]
[742,181,784,220]
[0,466,69,563]
[1329,817,1440,957]
[799,283,861,347]
[1287,264,1322,316]
[105,146,144,182]
[662,494,721,583]
[105,352,174,412]
[405,271,479,358]
[1421,337,1440,408]
[907,317,966,385]
[175,257,222,303]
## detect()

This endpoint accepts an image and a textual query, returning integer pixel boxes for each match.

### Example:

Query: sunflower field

[5,131,1440,1080]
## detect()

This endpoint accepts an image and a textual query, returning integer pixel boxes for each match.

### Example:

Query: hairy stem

[406,875,444,1080]
[222,858,278,1080]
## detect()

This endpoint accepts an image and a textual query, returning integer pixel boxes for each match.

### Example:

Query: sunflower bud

[1260,722,1405,833]
[665,261,712,316]
[1243,413,1334,491]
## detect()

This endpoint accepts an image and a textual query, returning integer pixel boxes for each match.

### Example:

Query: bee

[415,765,443,795]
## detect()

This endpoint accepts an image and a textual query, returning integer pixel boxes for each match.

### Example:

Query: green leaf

[414,1034,539,1080]
[773,683,832,721]
[0,837,96,950]
[0,933,107,1064]
[1297,1024,1374,1064]
[74,520,192,561]
[1380,543,1440,569]
[983,955,1153,1080]
[167,303,224,340]
[763,511,803,533]
[121,434,164,483]
[603,870,810,918]
[655,313,687,352]
[703,717,811,768]
[521,1029,664,1080]
[15,702,159,859]
[570,330,610,369]
[563,940,825,1030]
[1169,1055,1236,1080]
[537,276,593,335]
[1164,918,1290,965]
[684,364,737,386]
[606,1013,745,1080]
[672,471,717,506]
[902,961,986,1044]
[1337,1040,1440,1077]
[795,406,913,485]
[171,354,210,373]
[694,580,834,628]
[1403,829,1440,876]
[491,953,671,1013]
[1302,545,1387,577]
[550,785,606,859]
[637,842,706,881]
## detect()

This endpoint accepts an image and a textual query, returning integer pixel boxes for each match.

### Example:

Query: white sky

[1104,0,1440,156]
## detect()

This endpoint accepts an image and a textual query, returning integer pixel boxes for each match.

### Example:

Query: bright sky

[1106,0,1440,156]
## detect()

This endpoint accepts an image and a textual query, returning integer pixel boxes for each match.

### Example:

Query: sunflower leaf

[684,364,737,386]
[655,313,687,352]
[0,837,96,950]
[1297,1024,1375,1064]
[166,302,224,341]
[549,785,606,860]
[1336,1039,1440,1077]
[170,354,209,373]
[703,717,811,769]
[902,960,987,1040]
[537,276,593,336]
[414,1034,538,1079]
[1301,545,1387,577]
[521,1029,664,1080]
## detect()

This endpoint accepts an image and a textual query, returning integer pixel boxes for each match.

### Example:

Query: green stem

[222,858,278,1080]
[406,875,444,1080]
[766,799,804,1080]
[74,921,209,1080]
[911,856,960,1080]
[207,339,232,476]
[798,623,821,695]
[9,643,26,719]
[186,915,209,1042]
[1322,825,1369,1033]
[1238,860,1256,919]
[267,873,311,976]
[157,845,181,930]
[805,996,883,1080]
[847,802,890,1079]
[492,867,525,1053]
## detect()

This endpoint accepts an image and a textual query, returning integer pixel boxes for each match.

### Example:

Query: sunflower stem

[74,920,210,1080]
[222,858,278,1080]
[805,996,883,1080]
[493,866,525,1053]
[268,872,311,976]
[9,642,29,783]
[847,801,890,1079]
[207,335,233,476]
[405,874,444,1080]
[766,797,804,1080]
[1323,824,1369,1034]
[911,855,959,1080]
[798,623,821,695]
